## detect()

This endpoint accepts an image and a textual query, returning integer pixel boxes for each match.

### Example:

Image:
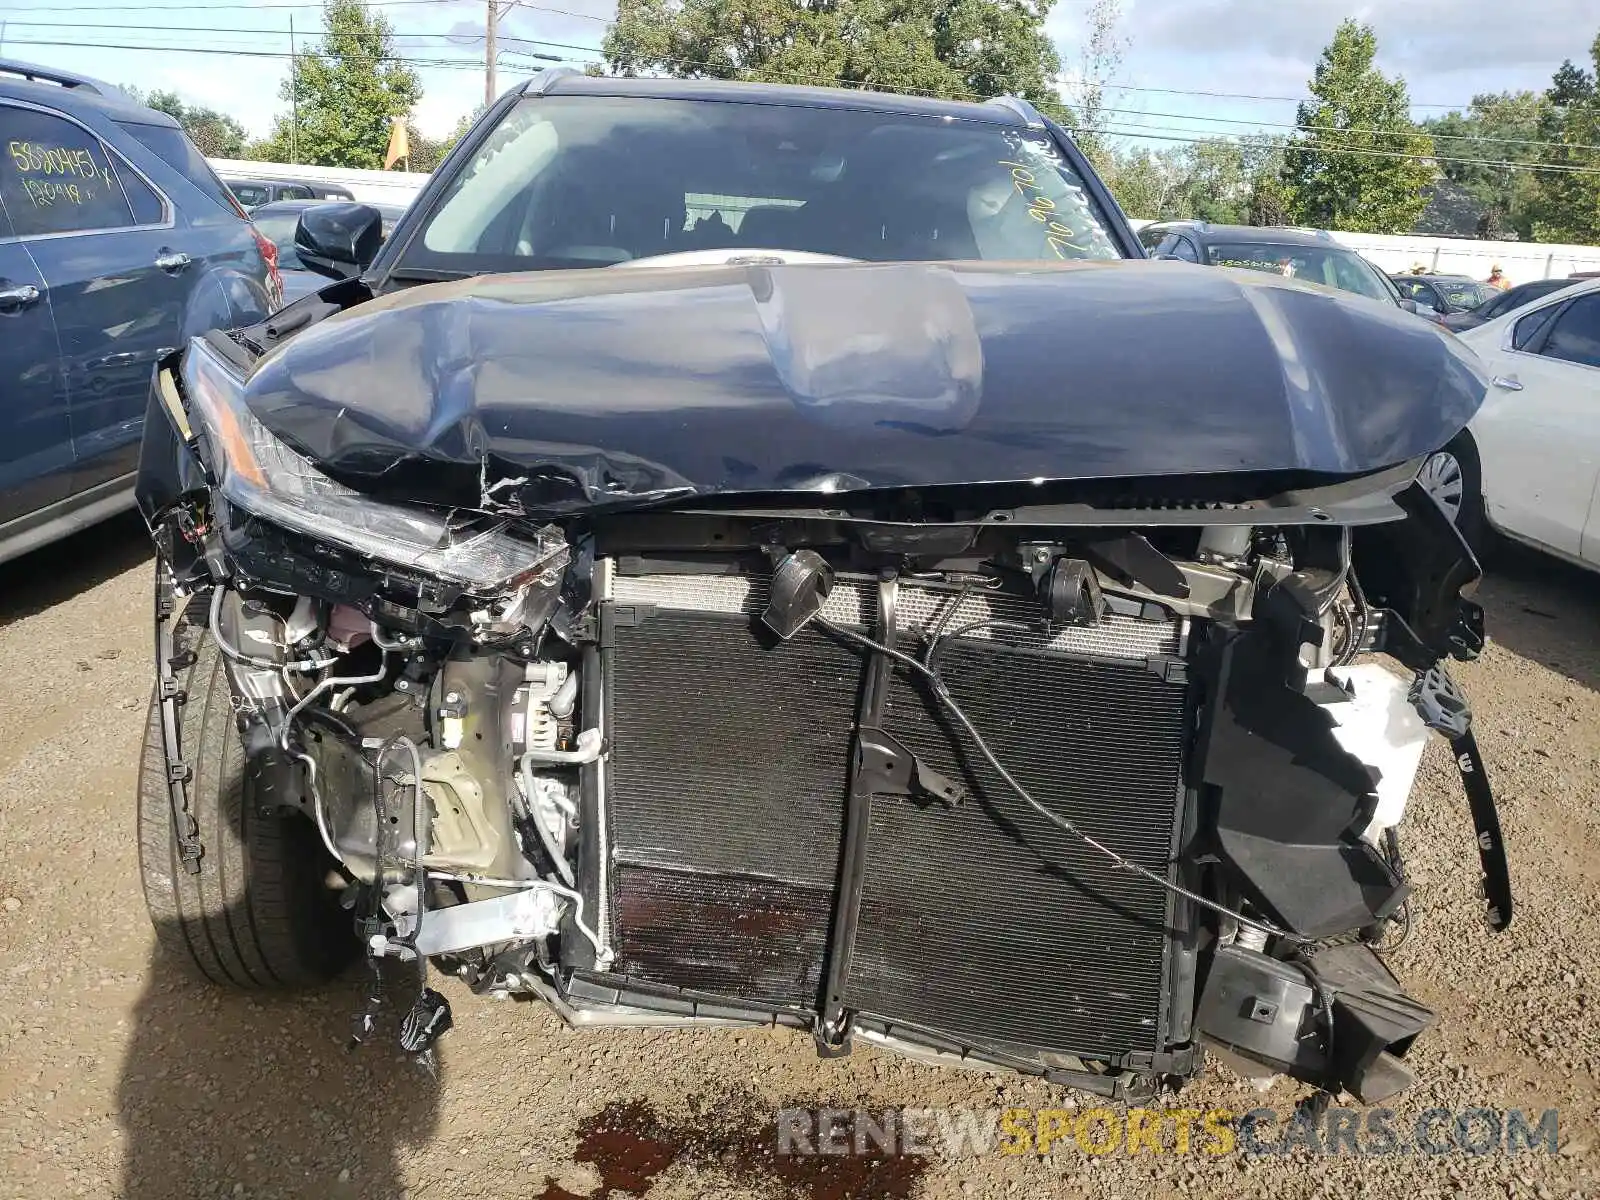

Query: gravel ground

[0,514,1597,1200]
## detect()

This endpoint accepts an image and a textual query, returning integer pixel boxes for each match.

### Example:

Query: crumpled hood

[243,259,1488,514]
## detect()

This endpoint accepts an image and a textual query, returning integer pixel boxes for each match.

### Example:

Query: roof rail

[523,65,582,97]
[985,95,1046,130]
[0,58,110,95]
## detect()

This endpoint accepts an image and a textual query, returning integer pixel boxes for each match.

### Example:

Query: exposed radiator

[603,591,868,1007]
[600,565,1192,1061]
[845,644,1189,1058]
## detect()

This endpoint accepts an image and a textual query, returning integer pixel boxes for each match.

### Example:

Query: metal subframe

[815,570,899,1051]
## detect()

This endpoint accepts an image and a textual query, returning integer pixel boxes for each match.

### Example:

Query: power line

[11,27,1599,177]
[0,18,600,44]
[1089,103,1600,157]
[0,0,611,18]
[1086,121,1600,176]
[1,3,1569,117]
[0,35,550,71]
[1088,80,1473,111]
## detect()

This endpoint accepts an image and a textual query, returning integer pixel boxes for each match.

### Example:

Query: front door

[0,166,69,529]
[1475,293,1600,558]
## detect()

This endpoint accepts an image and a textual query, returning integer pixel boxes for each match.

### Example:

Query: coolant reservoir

[1322,663,1430,843]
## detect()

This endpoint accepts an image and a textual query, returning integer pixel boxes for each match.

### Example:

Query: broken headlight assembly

[180,338,566,592]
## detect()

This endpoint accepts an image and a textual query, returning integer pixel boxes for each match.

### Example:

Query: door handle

[154,251,192,272]
[1491,376,1524,392]
[0,283,41,312]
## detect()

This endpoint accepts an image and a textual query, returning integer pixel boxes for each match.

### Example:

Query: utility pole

[485,0,517,108]
[485,0,497,108]
[289,14,299,164]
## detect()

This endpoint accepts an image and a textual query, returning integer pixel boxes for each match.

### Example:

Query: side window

[1513,304,1561,351]
[1168,235,1199,263]
[115,162,164,225]
[1538,294,1600,369]
[117,121,239,214]
[0,105,137,237]
[231,184,267,207]
[1137,226,1164,252]
[283,184,314,200]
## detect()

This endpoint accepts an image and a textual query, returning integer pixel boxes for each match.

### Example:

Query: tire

[137,584,356,988]
[1419,432,1487,560]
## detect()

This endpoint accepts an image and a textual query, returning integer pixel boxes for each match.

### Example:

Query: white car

[1434,276,1600,568]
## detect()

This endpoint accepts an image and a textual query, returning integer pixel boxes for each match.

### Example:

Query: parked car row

[1389,273,1495,318]
[220,175,356,210]
[1136,220,1427,315]
[248,197,407,302]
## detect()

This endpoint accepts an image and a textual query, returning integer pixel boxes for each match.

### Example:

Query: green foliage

[1279,19,1436,234]
[1422,92,1548,238]
[1527,39,1600,243]
[1098,135,1287,225]
[602,0,1067,119]
[119,86,248,158]
[252,0,421,168]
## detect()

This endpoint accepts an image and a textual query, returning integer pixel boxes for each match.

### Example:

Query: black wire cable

[814,615,1304,944]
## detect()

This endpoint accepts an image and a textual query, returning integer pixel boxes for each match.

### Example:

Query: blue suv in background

[0,60,277,566]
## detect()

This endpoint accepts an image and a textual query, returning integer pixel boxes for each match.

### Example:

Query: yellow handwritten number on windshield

[999,160,1089,259]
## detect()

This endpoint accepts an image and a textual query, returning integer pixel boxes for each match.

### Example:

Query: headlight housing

[179,337,568,592]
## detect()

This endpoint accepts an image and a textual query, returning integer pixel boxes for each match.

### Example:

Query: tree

[1528,40,1600,243]
[1422,91,1548,238]
[1101,144,1188,219]
[1066,0,1126,168]
[602,0,1067,118]
[254,0,421,168]
[1279,19,1436,234]
[118,86,248,158]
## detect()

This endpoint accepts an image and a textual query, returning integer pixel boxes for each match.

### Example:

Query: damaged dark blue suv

[133,71,1503,1106]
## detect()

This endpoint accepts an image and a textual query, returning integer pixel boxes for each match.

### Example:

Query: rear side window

[1476,290,1509,319]
[0,105,140,236]
[1539,294,1600,368]
[1513,304,1561,351]
[1161,233,1199,262]
[230,183,269,207]
[118,121,240,215]
[118,164,164,225]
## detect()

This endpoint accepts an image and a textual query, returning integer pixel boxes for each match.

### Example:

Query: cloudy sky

[1,0,1590,143]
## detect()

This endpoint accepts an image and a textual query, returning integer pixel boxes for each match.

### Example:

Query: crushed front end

[135,264,1507,1104]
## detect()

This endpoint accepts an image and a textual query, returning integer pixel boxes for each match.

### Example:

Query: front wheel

[1418,433,1487,559]
[137,578,356,988]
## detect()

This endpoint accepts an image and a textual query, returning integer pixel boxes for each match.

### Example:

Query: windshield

[402,96,1124,274]
[250,210,304,269]
[1206,241,1390,303]
[1439,280,1492,309]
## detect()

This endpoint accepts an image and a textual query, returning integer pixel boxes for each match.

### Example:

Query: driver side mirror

[294,202,384,281]
[1398,298,1425,315]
